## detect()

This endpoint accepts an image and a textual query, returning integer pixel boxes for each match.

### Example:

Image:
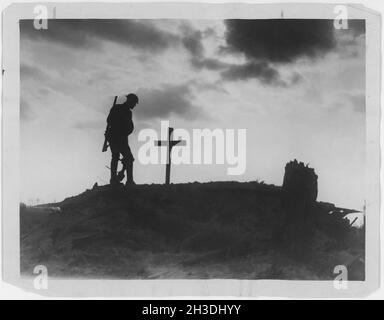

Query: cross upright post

[155,127,186,185]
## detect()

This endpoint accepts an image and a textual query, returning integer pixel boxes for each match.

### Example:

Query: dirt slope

[20,182,364,280]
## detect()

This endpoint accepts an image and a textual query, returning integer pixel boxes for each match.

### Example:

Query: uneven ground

[20,182,365,280]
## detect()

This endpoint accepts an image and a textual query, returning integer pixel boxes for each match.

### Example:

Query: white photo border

[2,2,380,297]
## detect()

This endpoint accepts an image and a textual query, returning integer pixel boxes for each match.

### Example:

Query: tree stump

[278,160,318,257]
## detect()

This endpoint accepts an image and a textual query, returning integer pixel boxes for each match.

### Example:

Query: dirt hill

[20,181,365,280]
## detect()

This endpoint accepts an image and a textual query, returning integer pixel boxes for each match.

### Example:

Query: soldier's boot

[125,160,135,186]
[110,155,119,185]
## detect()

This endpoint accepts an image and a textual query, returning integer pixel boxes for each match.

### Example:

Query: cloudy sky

[20,19,365,209]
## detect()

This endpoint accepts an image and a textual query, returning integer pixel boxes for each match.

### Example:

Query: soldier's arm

[106,107,113,125]
[106,106,115,134]
[127,110,134,135]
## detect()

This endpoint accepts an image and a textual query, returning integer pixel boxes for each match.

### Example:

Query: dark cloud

[221,61,302,87]
[181,27,204,57]
[191,57,228,71]
[135,84,202,120]
[190,56,301,87]
[224,19,336,63]
[221,62,279,84]
[180,23,229,72]
[180,23,221,58]
[202,27,217,38]
[334,20,366,54]
[180,21,303,87]
[20,19,178,51]
[348,19,365,37]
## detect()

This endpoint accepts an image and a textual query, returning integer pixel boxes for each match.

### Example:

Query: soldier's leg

[120,139,135,185]
[109,140,120,184]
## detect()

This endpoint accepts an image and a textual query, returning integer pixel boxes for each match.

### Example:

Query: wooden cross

[155,127,186,185]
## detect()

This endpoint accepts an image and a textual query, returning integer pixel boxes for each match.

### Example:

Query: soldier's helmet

[125,93,139,105]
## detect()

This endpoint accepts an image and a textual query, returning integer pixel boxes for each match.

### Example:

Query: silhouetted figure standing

[105,93,139,186]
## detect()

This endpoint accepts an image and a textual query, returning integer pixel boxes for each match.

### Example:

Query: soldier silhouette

[105,93,139,186]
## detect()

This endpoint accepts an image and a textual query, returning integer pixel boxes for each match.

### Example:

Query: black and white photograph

[1,2,381,298]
